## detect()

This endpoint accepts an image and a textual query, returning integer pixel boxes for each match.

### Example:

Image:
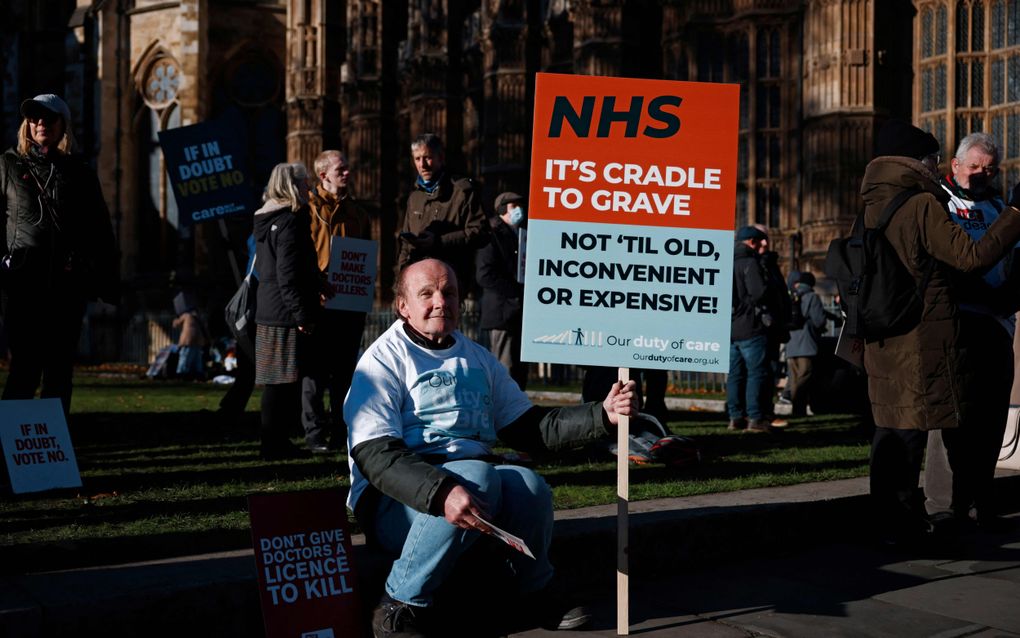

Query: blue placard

[521,220,733,373]
[158,121,256,227]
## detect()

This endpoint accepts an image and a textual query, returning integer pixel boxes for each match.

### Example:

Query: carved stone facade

[12,0,1005,310]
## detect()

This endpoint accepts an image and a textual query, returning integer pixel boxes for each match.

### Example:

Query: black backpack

[824,188,934,341]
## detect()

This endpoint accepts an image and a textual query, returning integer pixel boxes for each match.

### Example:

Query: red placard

[249,488,363,638]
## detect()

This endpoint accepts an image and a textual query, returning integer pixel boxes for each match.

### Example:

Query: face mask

[965,172,988,194]
[508,205,525,226]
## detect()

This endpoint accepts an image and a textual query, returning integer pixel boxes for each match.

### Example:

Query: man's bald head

[395,259,460,343]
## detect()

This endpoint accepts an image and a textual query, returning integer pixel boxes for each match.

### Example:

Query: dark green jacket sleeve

[497,403,611,455]
[350,436,456,515]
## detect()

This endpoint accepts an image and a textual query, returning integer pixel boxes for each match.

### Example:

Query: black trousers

[300,309,366,444]
[260,382,301,448]
[1,284,86,417]
[870,426,928,535]
[924,313,1013,519]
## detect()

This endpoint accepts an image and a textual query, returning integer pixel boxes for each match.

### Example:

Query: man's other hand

[603,380,639,426]
[437,482,492,533]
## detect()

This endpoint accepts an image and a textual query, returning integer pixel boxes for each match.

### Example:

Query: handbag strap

[1000,405,1020,461]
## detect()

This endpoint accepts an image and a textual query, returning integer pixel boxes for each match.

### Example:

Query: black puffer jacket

[0,147,119,300]
[730,242,768,340]
[253,202,321,328]
[476,220,523,330]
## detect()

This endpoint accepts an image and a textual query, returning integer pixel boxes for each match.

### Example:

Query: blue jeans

[727,334,768,420]
[374,459,554,607]
[176,345,203,378]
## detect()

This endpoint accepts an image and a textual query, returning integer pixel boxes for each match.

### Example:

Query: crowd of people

[6,92,1020,636]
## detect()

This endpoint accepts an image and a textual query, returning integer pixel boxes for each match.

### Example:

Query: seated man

[345,258,637,637]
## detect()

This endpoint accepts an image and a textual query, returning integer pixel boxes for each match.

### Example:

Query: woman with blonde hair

[253,162,323,460]
[0,94,119,415]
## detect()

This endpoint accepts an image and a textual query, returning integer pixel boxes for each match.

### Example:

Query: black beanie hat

[736,225,767,241]
[874,120,940,160]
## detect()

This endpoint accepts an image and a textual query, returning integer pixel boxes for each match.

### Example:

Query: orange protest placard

[521,73,740,373]
[528,74,738,231]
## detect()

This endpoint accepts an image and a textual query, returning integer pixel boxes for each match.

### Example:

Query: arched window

[918,0,1020,184]
[131,48,184,273]
[919,3,949,150]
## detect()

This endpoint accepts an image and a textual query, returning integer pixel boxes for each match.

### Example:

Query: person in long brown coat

[861,120,1020,544]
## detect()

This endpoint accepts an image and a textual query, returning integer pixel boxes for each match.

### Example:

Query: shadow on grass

[76,460,347,494]
[540,458,868,489]
[0,495,251,533]
[1,409,870,573]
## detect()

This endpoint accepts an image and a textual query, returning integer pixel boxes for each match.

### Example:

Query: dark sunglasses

[26,111,60,126]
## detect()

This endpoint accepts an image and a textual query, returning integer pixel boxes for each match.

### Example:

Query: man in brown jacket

[861,120,1020,545]
[398,133,489,292]
[302,150,371,452]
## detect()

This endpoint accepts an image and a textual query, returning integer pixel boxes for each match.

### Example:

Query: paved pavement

[4,471,1020,637]
[516,509,1020,637]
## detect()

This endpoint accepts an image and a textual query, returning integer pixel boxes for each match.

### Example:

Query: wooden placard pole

[617,366,630,636]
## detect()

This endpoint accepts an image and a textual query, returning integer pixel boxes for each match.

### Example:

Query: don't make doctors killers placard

[521,73,739,373]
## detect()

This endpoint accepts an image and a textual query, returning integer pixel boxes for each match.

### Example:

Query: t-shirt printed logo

[956,207,984,221]
[406,367,496,452]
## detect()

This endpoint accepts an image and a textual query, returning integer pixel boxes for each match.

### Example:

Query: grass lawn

[0,370,870,572]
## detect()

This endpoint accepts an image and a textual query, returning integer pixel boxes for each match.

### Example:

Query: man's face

[951,147,998,192]
[412,145,444,182]
[396,260,459,341]
[319,154,350,195]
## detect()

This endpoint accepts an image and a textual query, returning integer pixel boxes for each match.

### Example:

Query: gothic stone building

[3,0,1020,320]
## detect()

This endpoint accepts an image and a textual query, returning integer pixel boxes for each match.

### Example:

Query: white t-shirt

[343,320,533,510]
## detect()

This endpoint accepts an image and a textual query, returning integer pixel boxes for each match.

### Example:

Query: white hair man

[344,258,637,637]
[925,132,1020,532]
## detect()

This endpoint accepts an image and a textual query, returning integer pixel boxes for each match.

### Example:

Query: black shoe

[259,441,311,461]
[554,604,592,630]
[306,442,333,455]
[372,594,427,638]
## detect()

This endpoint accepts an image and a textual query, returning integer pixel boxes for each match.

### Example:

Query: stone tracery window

[919,0,1020,187]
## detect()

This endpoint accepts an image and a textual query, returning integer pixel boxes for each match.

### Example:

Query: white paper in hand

[475,515,535,559]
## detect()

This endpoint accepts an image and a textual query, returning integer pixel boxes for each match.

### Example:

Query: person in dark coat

[0,94,119,416]
[397,133,489,293]
[252,162,323,461]
[861,120,1020,544]
[755,229,791,428]
[477,191,528,390]
[727,226,774,432]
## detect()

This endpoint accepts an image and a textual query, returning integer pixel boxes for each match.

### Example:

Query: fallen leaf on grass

[77,491,120,505]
